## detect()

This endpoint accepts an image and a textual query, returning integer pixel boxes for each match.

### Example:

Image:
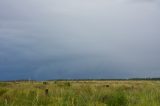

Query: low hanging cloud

[0,0,160,80]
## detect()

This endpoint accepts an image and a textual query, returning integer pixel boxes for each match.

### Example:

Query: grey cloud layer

[0,0,160,80]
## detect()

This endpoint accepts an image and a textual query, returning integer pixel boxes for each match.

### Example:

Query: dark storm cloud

[0,0,160,80]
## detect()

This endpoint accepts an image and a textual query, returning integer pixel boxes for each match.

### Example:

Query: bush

[0,82,9,87]
[100,91,127,106]
[0,89,8,96]
[64,82,71,87]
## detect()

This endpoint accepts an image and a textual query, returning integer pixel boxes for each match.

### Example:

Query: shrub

[64,82,71,87]
[43,82,48,85]
[0,82,9,87]
[100,91,127,106]
[0,89,8,96]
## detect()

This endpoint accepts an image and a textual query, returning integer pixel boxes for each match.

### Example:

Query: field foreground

[0,80,160,106]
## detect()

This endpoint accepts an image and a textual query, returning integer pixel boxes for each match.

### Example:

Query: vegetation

[0,80,160,106]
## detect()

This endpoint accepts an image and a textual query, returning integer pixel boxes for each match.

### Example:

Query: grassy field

[0,80,160,106]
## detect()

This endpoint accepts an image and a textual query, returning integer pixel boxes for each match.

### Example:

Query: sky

[0,0,160,80]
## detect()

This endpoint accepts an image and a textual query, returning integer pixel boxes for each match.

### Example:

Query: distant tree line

[129,78,160,80]
[1,77,160,82]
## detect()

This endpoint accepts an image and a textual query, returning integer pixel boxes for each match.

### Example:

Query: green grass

[0,81,160,106]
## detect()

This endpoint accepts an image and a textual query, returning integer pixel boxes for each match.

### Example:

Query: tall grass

[0,81,160,106]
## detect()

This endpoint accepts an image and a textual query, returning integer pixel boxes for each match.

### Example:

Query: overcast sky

[0,0,160,80]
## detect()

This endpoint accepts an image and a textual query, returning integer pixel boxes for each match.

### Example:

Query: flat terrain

[0,80,160,106]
